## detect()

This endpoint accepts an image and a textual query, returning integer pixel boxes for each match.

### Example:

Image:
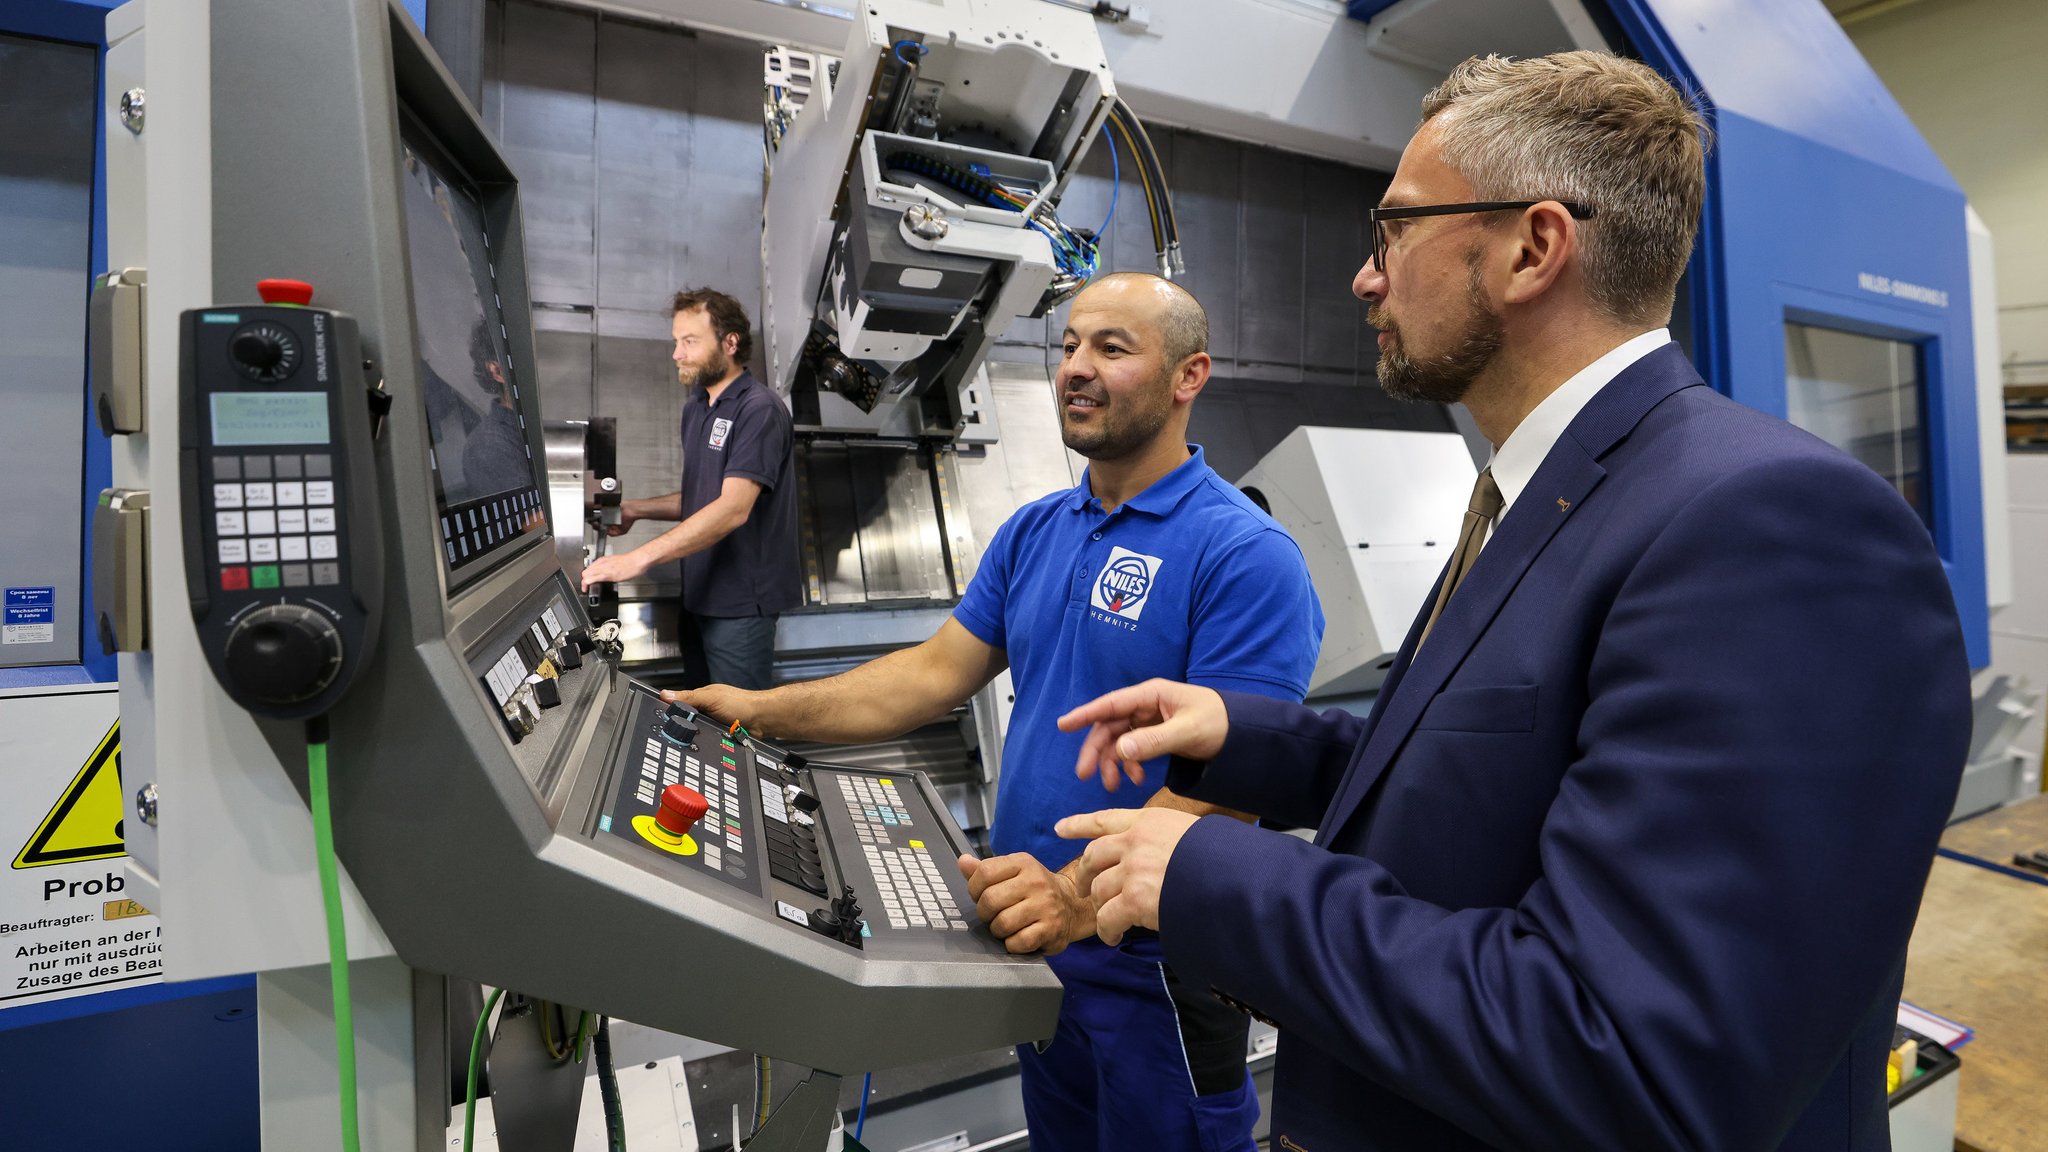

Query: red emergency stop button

[656,784,710,837]
[256,279,316,306]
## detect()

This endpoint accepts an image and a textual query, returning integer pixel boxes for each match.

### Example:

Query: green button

[251,565,281,588]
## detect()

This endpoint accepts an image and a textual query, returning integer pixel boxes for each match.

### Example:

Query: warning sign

[2,686,162,1009]
[13,718,125,869]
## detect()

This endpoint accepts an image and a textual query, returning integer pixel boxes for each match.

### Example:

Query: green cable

[307,734,361,1152]
[464,987,507,1151]
[573,1010,594,1062]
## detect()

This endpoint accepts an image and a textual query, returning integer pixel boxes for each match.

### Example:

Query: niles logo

[1089,546,1162,626]
[709,417,732,449]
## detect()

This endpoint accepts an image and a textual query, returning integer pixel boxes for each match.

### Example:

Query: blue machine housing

[1350,0,1993,667]
[1610,0,1990,668]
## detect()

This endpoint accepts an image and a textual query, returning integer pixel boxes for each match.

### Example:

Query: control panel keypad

[840,777,966,932]
[207,453,341,589]
[598,690,1001,955]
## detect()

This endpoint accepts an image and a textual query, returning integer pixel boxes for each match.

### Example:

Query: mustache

[1366,304,1394,333]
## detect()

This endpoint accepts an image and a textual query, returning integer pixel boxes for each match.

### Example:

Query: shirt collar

[699,369,757,408]
[1065,444,1208,516]
[1488,328,1670,517]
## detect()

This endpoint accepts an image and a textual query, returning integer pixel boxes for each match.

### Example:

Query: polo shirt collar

[1066,444,1208,517]
[699,369,758,408]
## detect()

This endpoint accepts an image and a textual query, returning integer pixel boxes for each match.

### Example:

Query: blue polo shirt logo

[708,417,732,449]
[1090,546,1162,625]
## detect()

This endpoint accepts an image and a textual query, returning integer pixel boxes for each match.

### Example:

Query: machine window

[1784,322,1933,529]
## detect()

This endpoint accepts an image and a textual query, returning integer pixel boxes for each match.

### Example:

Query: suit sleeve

[1167,692,1369,830]
[1158,454,1972,1152]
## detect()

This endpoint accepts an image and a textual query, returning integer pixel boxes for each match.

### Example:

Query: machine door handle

[93,488,151,653]
[90,267,148,435]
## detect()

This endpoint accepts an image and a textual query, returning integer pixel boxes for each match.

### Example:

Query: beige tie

[1418,468,1504,650]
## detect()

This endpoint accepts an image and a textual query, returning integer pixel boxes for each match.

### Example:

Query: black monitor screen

[398,126,545,581]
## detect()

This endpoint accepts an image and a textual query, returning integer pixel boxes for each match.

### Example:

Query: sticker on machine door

[1,690,165,1009]
[1090,547,1161,625]
[3,587,55,645]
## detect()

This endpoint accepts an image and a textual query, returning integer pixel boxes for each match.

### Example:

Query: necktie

[1417,468,1503,649]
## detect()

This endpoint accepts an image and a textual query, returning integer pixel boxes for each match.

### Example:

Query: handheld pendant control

[180,284,384,719]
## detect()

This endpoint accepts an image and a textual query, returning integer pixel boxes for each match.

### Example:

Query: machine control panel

[594,686,991,957]
[179,283,384,719]
[472,590,589,743]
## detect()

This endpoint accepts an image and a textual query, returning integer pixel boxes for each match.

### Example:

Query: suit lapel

[1315,345,1705,843]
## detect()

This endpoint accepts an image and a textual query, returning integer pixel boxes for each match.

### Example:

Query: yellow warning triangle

[12,720,125,869]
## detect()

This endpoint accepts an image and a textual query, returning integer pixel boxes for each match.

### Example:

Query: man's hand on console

[957,852,1095,956]
[580,550,650,590]
[660,685,765,733]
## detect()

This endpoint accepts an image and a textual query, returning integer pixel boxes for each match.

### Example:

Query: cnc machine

[97,2,1121,1148]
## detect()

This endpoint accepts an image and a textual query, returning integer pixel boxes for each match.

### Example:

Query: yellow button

[880,778,893,786]
[909,840,924,849]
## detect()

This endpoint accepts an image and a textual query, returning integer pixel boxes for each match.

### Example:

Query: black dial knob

[228,322,300,382]
[232,331,282,370]
[223,604,344,705]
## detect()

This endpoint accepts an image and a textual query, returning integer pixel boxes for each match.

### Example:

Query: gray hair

[1421,51,1712,327]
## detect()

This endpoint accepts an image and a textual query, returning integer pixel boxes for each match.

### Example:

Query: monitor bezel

[387,12,556,598]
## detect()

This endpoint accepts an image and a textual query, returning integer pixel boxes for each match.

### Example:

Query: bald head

[1080,272,1208,368]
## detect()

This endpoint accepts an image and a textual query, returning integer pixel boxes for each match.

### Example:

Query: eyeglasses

[1367,200,1597,269]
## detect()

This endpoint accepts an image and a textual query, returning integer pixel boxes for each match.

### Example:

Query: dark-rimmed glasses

[1367,200,1597,269]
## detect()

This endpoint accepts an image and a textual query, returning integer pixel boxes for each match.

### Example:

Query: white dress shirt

[1483,328,1672,543]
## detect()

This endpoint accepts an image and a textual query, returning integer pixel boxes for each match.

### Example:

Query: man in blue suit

[1054,51,1971,1151]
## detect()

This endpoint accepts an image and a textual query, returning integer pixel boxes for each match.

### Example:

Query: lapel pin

[1556,497,1571,512]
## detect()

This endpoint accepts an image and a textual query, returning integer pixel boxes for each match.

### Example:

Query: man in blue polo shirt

[582,288,800,689]
[671,272,1322,1151]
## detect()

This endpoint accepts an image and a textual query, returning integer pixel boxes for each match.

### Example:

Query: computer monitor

[397,116,548,585]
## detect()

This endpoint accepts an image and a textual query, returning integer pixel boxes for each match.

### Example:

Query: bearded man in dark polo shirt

[582,288,799,690]
[668,273,1324,1152]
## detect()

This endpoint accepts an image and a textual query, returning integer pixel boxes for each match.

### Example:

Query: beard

[1368,253,1502,405]
[1059,365,1175,461]
[678,346,734,391]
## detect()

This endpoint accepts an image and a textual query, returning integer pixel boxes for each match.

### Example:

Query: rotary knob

[229,321,299,382]
[222,604,344,705]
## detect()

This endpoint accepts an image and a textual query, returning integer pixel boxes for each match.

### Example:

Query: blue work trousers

[1018,934,1258,1152]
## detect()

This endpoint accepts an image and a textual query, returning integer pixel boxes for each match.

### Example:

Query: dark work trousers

[678,610,777,691]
